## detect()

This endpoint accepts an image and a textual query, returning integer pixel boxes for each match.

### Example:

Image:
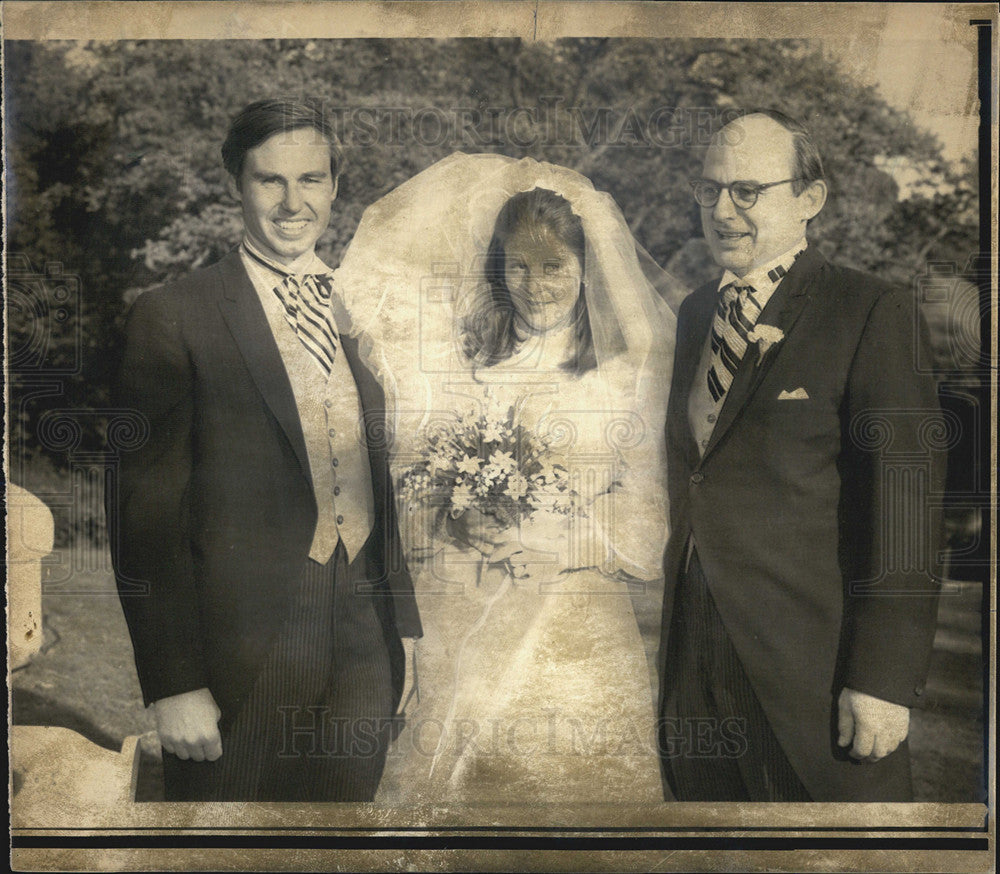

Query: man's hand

[153,687,223,762]
[837,687,910,762]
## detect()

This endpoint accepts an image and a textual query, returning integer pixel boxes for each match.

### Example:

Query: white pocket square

[778,387,810,400]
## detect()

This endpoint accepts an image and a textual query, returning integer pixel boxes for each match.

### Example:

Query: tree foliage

[5,38,980,469]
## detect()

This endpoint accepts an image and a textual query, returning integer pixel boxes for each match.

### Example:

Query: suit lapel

[702,246,826,461]
[215,251,312,483]
[672,284,718,472]
[327,290,388,471]
[340,332,389,498]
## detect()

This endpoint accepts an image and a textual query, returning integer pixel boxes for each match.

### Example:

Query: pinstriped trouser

[660,547,811,802]
[163,540,395,801]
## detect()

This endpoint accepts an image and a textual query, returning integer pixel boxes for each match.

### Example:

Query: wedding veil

[334,152,684,445]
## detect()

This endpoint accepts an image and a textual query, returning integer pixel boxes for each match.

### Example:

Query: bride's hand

[489,541,563,581]
[448,506,507,556]
[518,514,570,553]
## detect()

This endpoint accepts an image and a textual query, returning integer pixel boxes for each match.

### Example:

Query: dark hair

[720,109,824,195]
[221,98,343,184]
[461,188,596,375]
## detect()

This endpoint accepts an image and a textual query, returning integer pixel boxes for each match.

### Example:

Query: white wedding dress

[335,153,681,804]
[377,330,668,804]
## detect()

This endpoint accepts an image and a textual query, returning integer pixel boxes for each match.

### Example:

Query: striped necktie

[242,243,339,377]
[706,283,763,402]
[273,272,339,377]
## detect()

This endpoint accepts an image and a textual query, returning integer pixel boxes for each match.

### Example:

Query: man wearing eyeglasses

[656,110,945,801]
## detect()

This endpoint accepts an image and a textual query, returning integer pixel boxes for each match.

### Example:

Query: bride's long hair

[461,188,597,375]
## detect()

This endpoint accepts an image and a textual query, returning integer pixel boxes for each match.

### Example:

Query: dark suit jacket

[657,247,945,801]
[107,251,421,725]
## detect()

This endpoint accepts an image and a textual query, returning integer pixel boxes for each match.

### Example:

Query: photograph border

[4,2,996,871]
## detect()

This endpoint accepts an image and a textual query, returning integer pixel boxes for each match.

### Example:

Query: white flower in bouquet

[481,419,506,443]
[474,478,492,498]
[429,449,454,475]
[479,462,502,486]
[533,461,556,485]
[504,473,530,500]
[398,387,583,547]
[451,482,474,512]
[457,453,482,475]
[488,450,518,473]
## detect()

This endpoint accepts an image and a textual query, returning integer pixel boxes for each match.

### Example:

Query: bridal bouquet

[398,392,580,551]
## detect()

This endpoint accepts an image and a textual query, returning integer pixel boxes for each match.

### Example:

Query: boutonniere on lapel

[746,324,785,365]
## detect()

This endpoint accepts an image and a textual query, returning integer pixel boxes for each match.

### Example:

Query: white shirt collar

[242,235,330,278]
[240,239,343,337]
[717,238,808,296]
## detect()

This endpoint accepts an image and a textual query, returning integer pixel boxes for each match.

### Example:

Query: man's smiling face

[229,126,337,266]
[701,114,824,277]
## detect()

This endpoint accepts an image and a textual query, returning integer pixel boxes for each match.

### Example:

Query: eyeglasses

[689,178,802,209]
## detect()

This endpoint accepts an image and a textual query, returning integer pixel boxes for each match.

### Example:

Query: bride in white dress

[336,153,682,803]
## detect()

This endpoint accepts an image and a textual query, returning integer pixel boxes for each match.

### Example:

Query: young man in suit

[657,111,945,801]
[108,98,420,801]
